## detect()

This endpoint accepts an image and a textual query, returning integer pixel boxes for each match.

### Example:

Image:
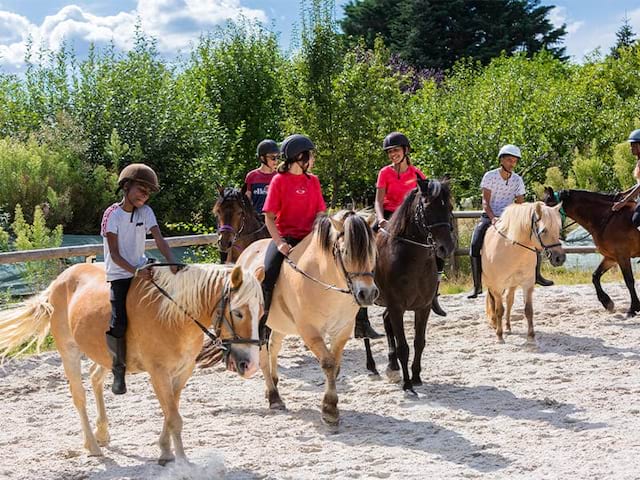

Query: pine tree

[610,15,637,58]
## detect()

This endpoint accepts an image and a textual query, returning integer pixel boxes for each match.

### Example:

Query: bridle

[494,212,562,257]
[143,263,261,351]
[217,209,267,254]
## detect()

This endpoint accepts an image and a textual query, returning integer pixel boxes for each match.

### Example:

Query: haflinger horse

[0,262,264,464]
[482,201,566,343]
[363,178,456,394]
[235,210,378,425]
[544,187,640,317]
[214,186,269,263]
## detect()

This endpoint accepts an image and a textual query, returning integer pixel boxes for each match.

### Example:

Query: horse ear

[217,184,225,196]
[254,265,265,283]
[366,212,376,227]
[230,265,244,289]
[535,201,543,219]
[330,216,344,233]
[553,201,563,212]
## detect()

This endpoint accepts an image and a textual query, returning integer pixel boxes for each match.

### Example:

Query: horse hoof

[412,377,423,386]
[496,336,505,344]
[322,409,340,426]
[269,401,286,410]
[626,310,637,318]
[368,370,381,378]
[404,388,418,397]
[385,368,401,383]
[86,446,103,457]
[158,457,175,466]
[605,301,615,312]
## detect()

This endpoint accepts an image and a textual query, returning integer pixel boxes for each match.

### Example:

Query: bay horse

[232,210,378,425]
[213,186,269,263]
[543,187,640,316]
[482,201,565,343]
[0,262,264,464]
[363,178,456,394]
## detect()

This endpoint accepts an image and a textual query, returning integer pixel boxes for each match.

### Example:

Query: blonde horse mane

[140,264,263,326]
[497,202,561,246]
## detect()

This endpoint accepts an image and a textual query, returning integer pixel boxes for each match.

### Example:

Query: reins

[140,263,261,349]
[493,211,562,256]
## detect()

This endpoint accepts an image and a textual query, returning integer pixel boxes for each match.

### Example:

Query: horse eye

[232,310,243,319]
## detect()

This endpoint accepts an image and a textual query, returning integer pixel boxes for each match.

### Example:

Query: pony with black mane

[544,187,640,316]
[213,186,269,263]
[363,177,456,394]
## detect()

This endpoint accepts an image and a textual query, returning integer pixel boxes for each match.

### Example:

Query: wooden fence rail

[0,212,597,266]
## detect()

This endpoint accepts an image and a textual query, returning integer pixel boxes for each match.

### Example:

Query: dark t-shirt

[245,169,276,214]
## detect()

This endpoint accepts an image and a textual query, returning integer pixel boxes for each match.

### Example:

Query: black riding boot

[354,307,383,339]
[467,257,483,299]
[259,288,273,344]
[431,275,447,316]
[535,252,554,286]
[106,333,126,395]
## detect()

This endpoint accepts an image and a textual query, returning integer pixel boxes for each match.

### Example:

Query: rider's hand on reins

[169,265,179,274]
[378,219,388,228]
[277,242,291,256]
[491,217,499,225]
[135,267,154,281]
[612,201,625,212]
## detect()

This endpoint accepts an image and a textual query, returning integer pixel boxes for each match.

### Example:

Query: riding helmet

[498,144,522,159]
[628,129,640,143]
[256,139,280,158]
[280,134,315,160]
[382,132,410,151]
[117,163,160,192]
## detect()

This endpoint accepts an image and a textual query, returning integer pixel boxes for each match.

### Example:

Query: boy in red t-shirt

[260,134,326,337]
[244,139,279,215]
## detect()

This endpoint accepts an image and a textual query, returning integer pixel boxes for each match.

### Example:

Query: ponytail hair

[278,150,311,173]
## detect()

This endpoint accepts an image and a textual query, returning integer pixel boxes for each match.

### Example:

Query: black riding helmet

[382,132,410,151]
[281,134,315,161]
[256,139,280,159]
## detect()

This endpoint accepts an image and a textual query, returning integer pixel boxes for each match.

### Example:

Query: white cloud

[0,0,267,68]
[549,7,584,35]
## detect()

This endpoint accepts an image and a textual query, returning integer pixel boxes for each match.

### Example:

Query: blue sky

[1,1,639,72]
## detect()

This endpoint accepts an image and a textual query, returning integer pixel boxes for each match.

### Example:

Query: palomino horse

[362,178,456,394]
[0,262,263,464]
[235,210,378,425]
[544,187,640,317]
[214,186,269,262]
[482,201,565,343]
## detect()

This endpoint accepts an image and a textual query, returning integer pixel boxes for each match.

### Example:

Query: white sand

[1,282,640,479]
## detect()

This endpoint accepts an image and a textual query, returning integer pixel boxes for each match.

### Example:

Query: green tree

[342,0,567,70]
[610,15,637,58]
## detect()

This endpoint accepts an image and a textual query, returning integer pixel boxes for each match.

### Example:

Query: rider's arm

[265,212,290,256]
[374,188,386,225]
[613,183,640,210]
[105,233,138,276]
[150,225,178,274]
[482,188,497,223]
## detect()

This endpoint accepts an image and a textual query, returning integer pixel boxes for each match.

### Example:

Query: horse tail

[0,287,54,361]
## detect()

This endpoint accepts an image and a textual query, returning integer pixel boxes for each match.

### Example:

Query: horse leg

[593,257,616,312]
[492,289,505,343]
[263,331,285,409]
[149,371,185,465]
[59,346,102,456]
[523,286,535,342]
[486,290,497,329]
[89,363,110,446]
[411,308,429,386]
[386,307,413,393]
[363,338,379,376]
[383,309,399,374]
[618,257,640,316]
[298,325,340,425]
[505,287,516,334]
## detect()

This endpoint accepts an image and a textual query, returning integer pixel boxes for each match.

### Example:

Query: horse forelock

[539,202,562,239]
[342,211,376,267]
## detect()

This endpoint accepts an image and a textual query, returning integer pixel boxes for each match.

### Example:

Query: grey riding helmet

[280,134,315,160]
[628,129,640,143]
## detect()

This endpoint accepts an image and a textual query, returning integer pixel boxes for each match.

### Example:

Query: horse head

[415,177,456,260]
[542,186,570,208]
[213,187,248,254]
[534,202,566,267]
[327,211,379,306]
[216,265,265,378]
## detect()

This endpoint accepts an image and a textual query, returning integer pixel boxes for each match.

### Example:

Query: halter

[381,197,451,250]
[284,232,374,306]
[143,263,261,350]
[493,212,562,257]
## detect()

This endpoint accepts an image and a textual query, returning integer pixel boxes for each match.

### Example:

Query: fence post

[450,216,460,275]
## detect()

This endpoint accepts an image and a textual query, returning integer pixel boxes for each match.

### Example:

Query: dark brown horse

[363,178,456,394]
[543,187,640,316]
[213,187,269,263]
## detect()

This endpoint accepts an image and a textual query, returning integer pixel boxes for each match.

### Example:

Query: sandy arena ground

[1,282,640,479]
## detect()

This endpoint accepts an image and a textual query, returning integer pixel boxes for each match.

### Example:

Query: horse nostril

[237,360,248,375]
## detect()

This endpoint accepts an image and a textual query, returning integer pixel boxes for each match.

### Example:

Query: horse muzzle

[226,346,259,378]
[547,249,567,267]
[354,283,379,307]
